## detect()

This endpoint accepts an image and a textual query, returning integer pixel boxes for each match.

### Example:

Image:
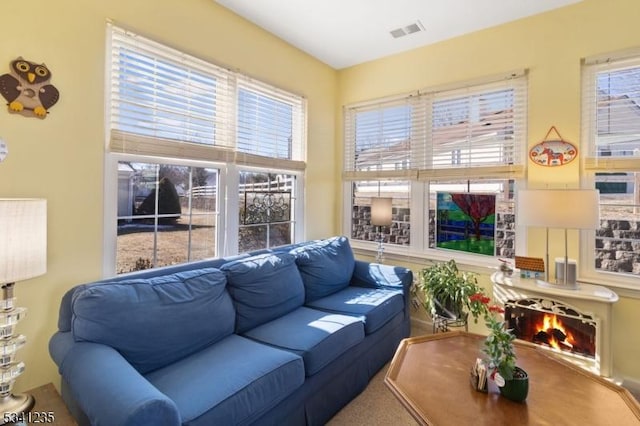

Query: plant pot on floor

[414,259,485,332]
[499,366,529,402]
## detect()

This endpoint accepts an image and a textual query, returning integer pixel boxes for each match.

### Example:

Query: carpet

[326,323,430,425]
[325,361,417,426]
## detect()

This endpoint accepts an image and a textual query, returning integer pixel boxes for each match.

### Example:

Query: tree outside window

[116,162,218,273]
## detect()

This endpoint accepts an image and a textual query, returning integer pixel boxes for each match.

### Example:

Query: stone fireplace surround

[491,272,618,377]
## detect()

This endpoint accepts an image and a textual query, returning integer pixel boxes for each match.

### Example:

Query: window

[105,24,306,274]
[117,161,218,274]
[344,73,526,258]
[430,85,522,170]
[582,51,640,281]
[238,171,297,252]
[237,79,304,161]
[351,180,411,246]
[344,100,418,173]
[427,179,516,257]
[108,26,226,148]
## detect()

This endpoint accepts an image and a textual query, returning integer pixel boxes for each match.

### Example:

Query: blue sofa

[49,236,413,426]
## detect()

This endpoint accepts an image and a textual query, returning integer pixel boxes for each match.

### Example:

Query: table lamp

[517,190,599,289]
[0,199,47,422]
[371,197,392,263]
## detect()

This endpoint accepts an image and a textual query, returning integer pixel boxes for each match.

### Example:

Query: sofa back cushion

[292,236,355,303]
[71,268,233,374]
[221,252,305,334]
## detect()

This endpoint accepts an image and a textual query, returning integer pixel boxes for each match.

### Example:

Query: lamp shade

[371,197,393,226]
[0,199,47,283]
[517,190,600,230]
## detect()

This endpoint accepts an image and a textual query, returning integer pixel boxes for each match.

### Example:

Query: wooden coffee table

[385,331,640,425]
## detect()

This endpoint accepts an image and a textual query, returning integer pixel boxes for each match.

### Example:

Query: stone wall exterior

[351,206,515,256]
[351,211,640,277]
[596,219,640,274]
[351,206,410,245]
[496,213,516,258]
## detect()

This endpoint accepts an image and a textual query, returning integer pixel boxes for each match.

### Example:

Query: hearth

[491,272,618,377]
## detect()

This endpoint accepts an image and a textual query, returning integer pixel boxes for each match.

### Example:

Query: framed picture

[436,192,496,256]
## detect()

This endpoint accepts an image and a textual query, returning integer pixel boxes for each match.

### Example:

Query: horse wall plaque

[529,126,577,167]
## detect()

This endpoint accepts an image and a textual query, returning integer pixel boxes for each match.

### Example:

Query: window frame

[237,168,302,253]
[216,164,305,257]
[103,23,306,276]
[104,153,228,276]
[579,174,640,291]
[343,72,527,264]
[580,49,640,291]
[104,155,305,276]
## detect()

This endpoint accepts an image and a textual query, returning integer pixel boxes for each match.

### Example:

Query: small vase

[499,367,528,402]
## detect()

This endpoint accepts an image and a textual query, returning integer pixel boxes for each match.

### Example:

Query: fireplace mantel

[491,272,619,304]
[491,271,619,377]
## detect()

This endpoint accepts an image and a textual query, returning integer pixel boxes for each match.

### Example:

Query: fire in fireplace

[504,298,596,359]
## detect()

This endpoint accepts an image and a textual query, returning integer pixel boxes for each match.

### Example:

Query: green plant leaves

[416,259,485,321]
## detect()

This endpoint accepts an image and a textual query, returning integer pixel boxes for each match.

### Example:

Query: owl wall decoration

[0,57,59,119]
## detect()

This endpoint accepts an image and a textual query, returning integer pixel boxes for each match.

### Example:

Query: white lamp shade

[0,199,47,283]
[371,197,393,226]
[517,190,600,230]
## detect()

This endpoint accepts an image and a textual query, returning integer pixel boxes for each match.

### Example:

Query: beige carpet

[326,361,417,426]
[326,323,430,425]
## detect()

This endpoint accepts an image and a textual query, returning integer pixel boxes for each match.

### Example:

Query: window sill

[351,241,640,300]
[350,241,500,276]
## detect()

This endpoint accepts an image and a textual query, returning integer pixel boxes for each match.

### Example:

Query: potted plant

[415,259,486,324]
[470,293,529,402]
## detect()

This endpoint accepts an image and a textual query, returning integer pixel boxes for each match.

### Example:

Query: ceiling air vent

[390,20,425,39]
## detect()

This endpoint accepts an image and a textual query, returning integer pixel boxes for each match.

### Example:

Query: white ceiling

[215,0,582,69]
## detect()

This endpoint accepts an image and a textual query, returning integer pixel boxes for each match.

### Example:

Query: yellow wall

[0,0,337,391]
[3,0,639,395]
[338,0,640,383]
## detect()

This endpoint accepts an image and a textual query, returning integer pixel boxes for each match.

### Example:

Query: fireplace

[505,298,597,360]
[491,272,618,377]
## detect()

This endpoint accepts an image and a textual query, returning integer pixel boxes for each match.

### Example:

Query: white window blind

[108,24,232,149]
[582,52,640,171]
[343,73,526,180]
[237,77,306,162]
[107,24,306,170]
[343,95,425,180]
[425,78,527,179]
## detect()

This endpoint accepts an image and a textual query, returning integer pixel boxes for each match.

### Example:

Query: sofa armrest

[350,260,413,293]
[49,331,75,372]
[59,342,180,426]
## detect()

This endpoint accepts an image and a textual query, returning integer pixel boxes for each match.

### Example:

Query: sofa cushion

[145,334,305,425]
[221,252,305,334]
[306,287,404,334]
[243,306,365,376]
[71,268,233,374]
[291,236,356,303]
